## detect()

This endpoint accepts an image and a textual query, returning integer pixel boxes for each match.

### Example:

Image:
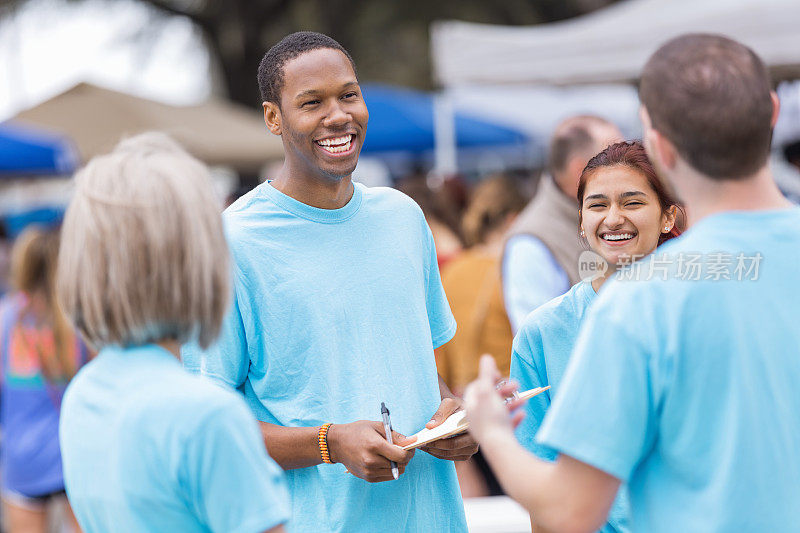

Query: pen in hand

[380,402,399,480]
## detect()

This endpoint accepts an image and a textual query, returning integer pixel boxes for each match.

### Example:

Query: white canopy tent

[431,0,800,87]
[429,0,800,174]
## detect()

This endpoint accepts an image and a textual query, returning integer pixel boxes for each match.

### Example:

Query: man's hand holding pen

[326,421,414,483]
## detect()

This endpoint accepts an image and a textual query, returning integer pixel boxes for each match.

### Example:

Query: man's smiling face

[274,47,368,182]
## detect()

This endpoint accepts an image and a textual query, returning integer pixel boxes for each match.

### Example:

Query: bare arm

[258,422,322,470]
[258,420,415,483]
[480,431,619,533]
[465,355,620,533]
[264,525,286,533]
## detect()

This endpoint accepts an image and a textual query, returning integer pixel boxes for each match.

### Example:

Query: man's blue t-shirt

[511,280,630,533]
[182,182,466,533]
[538,208,800,532]
[60,345,290,533]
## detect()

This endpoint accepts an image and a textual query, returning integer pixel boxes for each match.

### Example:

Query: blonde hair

[461,175,526,247]
[57,132,229,350]
[10,226,76,380]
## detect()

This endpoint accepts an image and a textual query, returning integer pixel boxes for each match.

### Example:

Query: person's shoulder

[130,369,252,437]
[513,294,567,364]
[0,291,24,315]
[165,370,242,410]
[531,282,587,321]
[358,184,430,241]
[361,184,423,215]
[589,260,678,331]
[655,223,711,255]
[657,208,800,252]
[516,284,581,343]
[60,356,106,418]
[503,235,559,273]
[225,182,274,214]
[221,184,282,247]
[60,363,86,410]
[0,292,19,327]
[223,183,282,226]
[170,378,256,442]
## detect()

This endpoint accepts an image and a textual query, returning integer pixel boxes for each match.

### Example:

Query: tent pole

[433,91,457,177]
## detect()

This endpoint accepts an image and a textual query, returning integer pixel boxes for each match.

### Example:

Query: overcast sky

[0,0,211,120]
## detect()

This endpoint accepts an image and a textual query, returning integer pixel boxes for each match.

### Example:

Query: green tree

[1,0,619,106]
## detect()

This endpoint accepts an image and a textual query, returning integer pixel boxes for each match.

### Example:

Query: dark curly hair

[257,31,357,107]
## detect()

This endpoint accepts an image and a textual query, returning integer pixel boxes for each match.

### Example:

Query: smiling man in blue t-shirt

[464,33,800,533]
[183,32,475,533]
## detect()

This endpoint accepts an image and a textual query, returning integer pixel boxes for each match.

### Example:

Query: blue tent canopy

[0,121,78,177]
[360,84,527,154]
[2,206,65,238]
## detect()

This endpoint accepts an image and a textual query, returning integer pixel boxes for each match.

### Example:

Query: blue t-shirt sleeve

[502,235,570,334]
[422,218,457,349]
[182,285,249,390]
[509,325,557,462]
[184,397,290,533]
[536,287,659,482]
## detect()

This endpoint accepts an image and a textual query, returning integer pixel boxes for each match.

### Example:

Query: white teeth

[317,135,352,147]
[318,135,352,154]
[603,233,634,241]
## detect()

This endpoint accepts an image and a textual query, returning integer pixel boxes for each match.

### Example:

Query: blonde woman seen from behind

[57,133,290,533]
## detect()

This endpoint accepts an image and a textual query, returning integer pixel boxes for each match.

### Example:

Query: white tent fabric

[446,79,800,151]
[450,84,641,145]
[431,0,800,87]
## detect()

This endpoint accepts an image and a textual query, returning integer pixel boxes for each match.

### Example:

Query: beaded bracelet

[318,423,333,464]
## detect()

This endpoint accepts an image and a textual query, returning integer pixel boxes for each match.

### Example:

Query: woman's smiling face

[580,164,675,267]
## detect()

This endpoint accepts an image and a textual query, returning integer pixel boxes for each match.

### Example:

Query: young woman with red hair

[508,140,683,533]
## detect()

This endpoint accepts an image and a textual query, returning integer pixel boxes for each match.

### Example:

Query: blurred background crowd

[1,0,799,531]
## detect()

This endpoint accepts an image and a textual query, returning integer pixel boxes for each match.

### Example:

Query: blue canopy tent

[0,121,78,177]
[0,122,77,237]
[360,84,528,154]
[2,207,65,238]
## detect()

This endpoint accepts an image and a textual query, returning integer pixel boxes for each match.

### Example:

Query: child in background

[1,226,87,533]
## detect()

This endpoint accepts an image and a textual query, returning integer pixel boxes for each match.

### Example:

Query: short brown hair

[640,34,773,179]
[548,115,619,177]
[57,133,229,350]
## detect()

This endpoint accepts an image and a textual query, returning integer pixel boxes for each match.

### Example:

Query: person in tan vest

[502,116,621,333]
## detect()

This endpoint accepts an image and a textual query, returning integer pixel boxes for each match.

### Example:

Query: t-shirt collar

[260,181,364,224]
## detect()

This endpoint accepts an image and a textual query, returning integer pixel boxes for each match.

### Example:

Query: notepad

[401,386,550,450]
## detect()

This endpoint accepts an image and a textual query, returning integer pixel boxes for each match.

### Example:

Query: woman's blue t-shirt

[511,280,630,533]
[60,344,290,533]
